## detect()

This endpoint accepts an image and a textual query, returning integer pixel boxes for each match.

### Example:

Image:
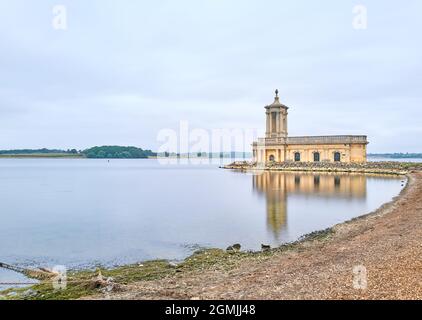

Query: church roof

[266,89,288,108]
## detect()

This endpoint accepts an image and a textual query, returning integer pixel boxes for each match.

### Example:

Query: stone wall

[252,142,367,163]
[252,135,368,163]
[224,160,422,175]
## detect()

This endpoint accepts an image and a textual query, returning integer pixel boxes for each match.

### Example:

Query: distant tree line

[0,146,156,159]
[82,146,156,159]
[0,148,79,155]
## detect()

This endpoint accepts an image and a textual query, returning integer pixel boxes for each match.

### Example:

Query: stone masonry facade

[252,90,368,163]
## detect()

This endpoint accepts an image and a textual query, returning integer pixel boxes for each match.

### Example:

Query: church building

[252,90,368,163]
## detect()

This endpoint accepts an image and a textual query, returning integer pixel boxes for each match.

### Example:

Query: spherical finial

[275,89,279,97]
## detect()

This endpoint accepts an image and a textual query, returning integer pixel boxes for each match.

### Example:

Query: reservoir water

[0,158,404,288]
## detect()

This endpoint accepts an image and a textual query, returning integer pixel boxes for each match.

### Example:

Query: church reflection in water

[252,172,367,239]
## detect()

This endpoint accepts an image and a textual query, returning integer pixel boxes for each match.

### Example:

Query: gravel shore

[91,171,421,300]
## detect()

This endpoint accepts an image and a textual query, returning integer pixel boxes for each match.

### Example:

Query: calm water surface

[0,159,404,287]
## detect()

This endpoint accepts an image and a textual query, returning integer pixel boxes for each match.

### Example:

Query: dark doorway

[313,152,320,162]
[294,152,300,162]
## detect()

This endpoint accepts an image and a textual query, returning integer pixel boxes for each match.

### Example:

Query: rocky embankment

[223,161,422,175]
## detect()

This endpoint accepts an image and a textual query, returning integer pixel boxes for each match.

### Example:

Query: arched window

[294,152,301,162]
[269,155,275,162]
[313,152,320,162]
[271,113,277,133]
[334,152,341,162]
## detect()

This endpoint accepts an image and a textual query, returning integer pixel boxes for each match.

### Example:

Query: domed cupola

[265,89,288,138]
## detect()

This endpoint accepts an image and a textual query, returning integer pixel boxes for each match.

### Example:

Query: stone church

[252,90,368,163]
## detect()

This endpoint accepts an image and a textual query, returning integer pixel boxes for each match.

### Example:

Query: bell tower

[265,89,288,138]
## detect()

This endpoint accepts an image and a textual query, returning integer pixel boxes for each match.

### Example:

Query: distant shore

[0,154,84,158]
[0,149,421,160]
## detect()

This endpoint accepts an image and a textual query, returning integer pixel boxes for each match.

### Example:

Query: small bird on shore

[226,243,241,252]
[261,244,271,251]
[232,243,241,251]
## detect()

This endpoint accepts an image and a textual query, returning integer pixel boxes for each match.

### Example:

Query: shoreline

[0,156,421,162]
[223,160,422,175]
[1,169,420,299]
[95,171,420,300]
[98,170,419,300]
[225,167,409,175]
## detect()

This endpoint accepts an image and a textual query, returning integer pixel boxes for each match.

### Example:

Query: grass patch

[0,228,336,300]
[0,250,252,300]
[298,227,335,242]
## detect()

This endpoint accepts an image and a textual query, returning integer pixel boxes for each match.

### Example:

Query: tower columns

[265,111,271,137]
[265,89,289,139]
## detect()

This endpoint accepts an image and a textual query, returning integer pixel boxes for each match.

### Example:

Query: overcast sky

[0,0,421,153]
